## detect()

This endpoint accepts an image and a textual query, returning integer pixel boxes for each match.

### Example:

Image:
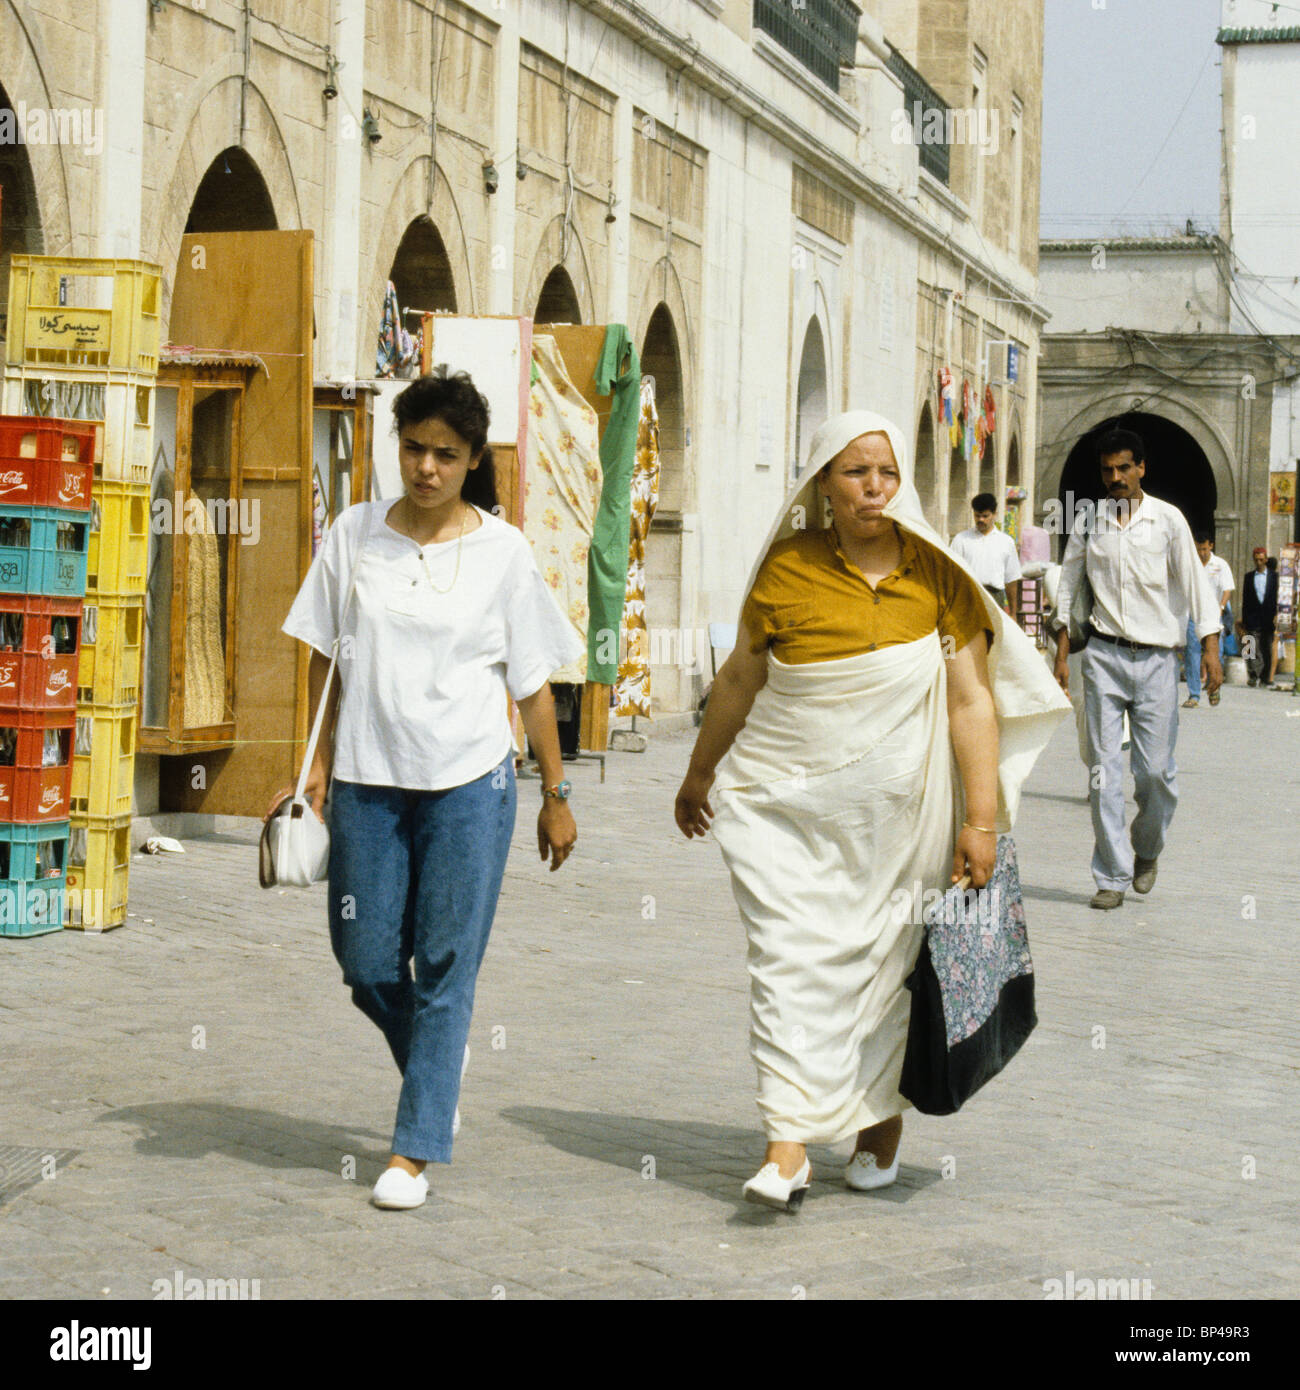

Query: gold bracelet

[962,821,996,834]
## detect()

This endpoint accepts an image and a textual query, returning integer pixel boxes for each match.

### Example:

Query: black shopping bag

[899,834,1037,1116]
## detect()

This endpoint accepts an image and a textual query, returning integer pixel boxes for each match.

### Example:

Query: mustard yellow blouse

[740,526,992,664]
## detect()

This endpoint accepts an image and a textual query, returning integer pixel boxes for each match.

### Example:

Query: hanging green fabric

[587,324,640,683]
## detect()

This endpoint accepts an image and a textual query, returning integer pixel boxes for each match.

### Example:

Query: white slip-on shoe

[845,1149,900,1191]
[370,1166,429,1210]
[742,1158,811,1211]
[452,1042,470,1138]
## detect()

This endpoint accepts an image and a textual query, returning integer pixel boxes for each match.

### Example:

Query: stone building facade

[1,0,1048,714]
[1037,5,1300,589]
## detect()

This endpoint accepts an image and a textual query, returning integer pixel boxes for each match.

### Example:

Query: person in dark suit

[1238,547,1279,686]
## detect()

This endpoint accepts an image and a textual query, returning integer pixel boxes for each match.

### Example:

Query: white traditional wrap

[712,410,1070,1142]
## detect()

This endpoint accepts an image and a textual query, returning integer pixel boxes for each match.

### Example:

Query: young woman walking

[283,369,584,1210]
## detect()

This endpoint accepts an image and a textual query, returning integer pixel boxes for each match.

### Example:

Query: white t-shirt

[1057,494,1220,648]
[282,500,585,791]
[1202,553,1233,607]
[948,526,1023,588]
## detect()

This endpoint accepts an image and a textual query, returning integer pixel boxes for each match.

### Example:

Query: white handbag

[259,527,368,889]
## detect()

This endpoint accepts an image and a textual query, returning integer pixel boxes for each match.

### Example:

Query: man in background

[1052,428,1221,911]
[950,493,1022,613]
[1182,534,1233,708]
[1238,547,1278,687]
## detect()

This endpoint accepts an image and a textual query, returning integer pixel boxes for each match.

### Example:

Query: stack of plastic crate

[0,417,96,936]
[3,255,161,932]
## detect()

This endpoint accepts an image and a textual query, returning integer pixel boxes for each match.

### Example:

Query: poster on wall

[1269,472,1295,516]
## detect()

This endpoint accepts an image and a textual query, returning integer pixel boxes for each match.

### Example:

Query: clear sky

[1040,0,1223,239]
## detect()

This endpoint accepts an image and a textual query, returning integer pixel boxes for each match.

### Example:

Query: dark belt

[1086,624,1161,652]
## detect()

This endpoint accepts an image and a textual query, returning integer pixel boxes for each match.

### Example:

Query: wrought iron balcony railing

[753,0,862,94]
[885,44,951,185]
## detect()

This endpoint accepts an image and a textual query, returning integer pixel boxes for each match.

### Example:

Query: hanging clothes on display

[615,378,661,717]
[184,502,226,728]
[523,334,602,685]
[375,280,422,378]
[587,324,641,685]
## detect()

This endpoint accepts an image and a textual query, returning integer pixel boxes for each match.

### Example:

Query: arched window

[0,81,44,343]
[388,216,457,318]
[534,266,581,324]
[915,402,937,525]
[1059,412,1217,557]
[795,318,828,480]
[641,303,684,513]
[185,148,277,233]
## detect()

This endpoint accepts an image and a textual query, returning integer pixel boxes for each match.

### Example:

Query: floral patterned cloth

[522,334,602,684]
[614,379,660,717]
[923,835,1032,1048]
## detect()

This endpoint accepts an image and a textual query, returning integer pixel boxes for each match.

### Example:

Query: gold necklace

[405,498,469,594]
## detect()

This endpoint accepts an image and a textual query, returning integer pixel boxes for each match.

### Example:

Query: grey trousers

[1081,639,1179,891]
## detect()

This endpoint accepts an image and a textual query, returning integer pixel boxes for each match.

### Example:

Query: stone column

[606,93,633,322]
[488,7,520,315]
[94,0,146,258]
[324,0,364,379]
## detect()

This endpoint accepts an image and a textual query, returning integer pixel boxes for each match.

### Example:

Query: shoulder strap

[293,507,374,801]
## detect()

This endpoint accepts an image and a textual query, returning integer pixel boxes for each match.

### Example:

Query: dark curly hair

[392,366,499,513]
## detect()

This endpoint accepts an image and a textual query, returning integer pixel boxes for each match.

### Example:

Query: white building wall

[1039,250,1227,335]
[0,0,1047,712]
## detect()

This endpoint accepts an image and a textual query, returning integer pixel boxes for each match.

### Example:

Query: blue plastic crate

[0,506,89,597]
[0,819,70,937]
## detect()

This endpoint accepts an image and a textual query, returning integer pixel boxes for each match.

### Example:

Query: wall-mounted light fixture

[605,191,618,225]
[516,146,527,181]
[361,109,381,144]
[483,161,500,195]
[323,53,339,100]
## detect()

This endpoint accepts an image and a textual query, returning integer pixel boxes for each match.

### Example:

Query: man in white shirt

[1182,534,1233,708]
[1052,429,1222,910]
[950,493,1022,613]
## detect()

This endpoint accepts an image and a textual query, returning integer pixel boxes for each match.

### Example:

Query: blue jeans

[327,757,517,1162]
[1184,617,1202,699]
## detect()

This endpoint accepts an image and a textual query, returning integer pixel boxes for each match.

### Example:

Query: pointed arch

[633,256,695,513]
[795,316,829,478]
[915,399,938,524]
[1041,391,1237,520]
[185,146,277,232]
[534,265,581,323]
[0,3,74,258]
[150,71,301,325]
[521,215,595,326]
[365,156,475,362]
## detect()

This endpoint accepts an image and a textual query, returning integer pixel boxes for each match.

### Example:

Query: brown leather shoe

[1090,889,1125,910]
[1133,857,1158,894]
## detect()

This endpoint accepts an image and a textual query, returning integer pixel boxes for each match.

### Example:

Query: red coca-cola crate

[0,706,75,823]
[0,417,96,463]
[0,595,82,710]
[0,417,95,510]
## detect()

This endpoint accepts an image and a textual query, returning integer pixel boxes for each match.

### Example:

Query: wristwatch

[541,780,573,801]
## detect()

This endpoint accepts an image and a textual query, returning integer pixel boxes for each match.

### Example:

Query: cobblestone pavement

[2,682,1297,1301]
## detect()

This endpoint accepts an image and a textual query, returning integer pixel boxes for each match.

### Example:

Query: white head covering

[742,409,1071,828]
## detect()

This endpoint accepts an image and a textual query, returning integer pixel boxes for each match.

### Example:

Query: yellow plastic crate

[68,703,136,819]
[5,256,161,374]
[87,480,149,596]
[77,596,143,706]
[1,371,154,486]
[64,812,131,930]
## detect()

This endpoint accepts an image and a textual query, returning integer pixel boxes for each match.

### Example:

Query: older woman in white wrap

[675,411,1070,1210]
